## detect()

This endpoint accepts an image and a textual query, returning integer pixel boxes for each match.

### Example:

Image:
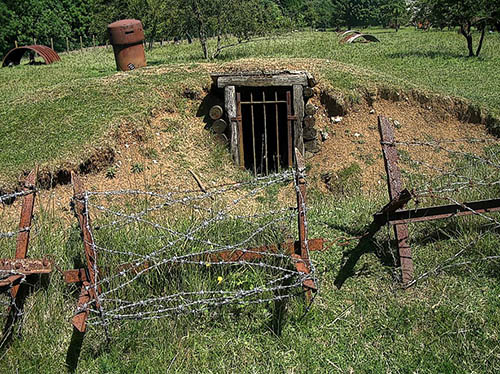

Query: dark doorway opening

[237,87,294,175]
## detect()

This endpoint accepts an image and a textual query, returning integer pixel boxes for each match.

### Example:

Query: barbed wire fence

[66,167,318,336]
[376,116,500,287]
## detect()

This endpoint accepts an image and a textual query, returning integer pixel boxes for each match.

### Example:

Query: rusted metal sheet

[63,268,88,284]
[375,198,500,226]
[108,19,146,71]
[2,45,61,67]
[291,254,316,291]
[71,172,102,333]
[378,116,414,284]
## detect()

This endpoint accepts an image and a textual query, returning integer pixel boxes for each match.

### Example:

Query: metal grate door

[235,88,296,175]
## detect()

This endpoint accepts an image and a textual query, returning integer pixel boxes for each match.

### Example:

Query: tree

[379,0,409,31]
[413,0,499,57]
[182,0,278,60]
[330,0,378,30]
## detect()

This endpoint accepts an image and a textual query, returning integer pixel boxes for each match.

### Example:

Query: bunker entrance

[237,87,294,175]
[211,70,317,176]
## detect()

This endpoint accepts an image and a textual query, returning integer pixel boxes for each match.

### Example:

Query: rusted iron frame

[374,198,500,226]
[378,116,414,284]
[0,259,52,289]
[1,45,61,67]
[63,239,326,284]
[6,169,38,300]
[70,172,103,333]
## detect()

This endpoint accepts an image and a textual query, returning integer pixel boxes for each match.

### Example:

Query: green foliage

[0,0,94,54]
[412,0,500,56]
[131,163,145,173]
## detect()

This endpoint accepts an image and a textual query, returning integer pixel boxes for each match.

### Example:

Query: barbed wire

[0,227,32,240]
[71,170,317,328]
[0,189,36,204]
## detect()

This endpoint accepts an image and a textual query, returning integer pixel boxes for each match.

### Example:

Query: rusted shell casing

[108,19,146,72]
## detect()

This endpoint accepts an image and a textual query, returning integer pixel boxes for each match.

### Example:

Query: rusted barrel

[108,19,147,72]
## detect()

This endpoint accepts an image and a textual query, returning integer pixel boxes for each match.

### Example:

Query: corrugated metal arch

[339,30,361,38]
[341,34,381,44]
[2,45,61,67]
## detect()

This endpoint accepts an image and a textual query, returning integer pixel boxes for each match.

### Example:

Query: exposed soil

[309,94,494,194]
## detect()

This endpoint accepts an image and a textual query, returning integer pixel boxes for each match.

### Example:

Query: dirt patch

[308,95,495,194]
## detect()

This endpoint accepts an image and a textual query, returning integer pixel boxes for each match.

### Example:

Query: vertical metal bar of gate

[274,91,280,172]
[250,92,257,176]
[286,91,293,168]
[262,91,269,175]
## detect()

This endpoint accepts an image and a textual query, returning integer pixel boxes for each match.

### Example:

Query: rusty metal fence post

[9,169,37,300]
[294,149,316,297]
[2,168,53,341]
[378,116,414,284]
[70,172,103,333]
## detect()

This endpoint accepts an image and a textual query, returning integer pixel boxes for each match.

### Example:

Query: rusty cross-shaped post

[378,116,414,284]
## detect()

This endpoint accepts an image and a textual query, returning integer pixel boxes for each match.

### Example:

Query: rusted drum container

[108,19,146,71]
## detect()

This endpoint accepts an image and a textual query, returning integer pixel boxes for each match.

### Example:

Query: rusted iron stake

[378,116,414,284]
[295,148,315,294]
[71,172,102,333]
[10,168,38,300]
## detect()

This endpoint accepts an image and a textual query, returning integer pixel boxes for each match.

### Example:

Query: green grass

[1,28,500,373]
[1,178,499,373]
[1,28,500,187]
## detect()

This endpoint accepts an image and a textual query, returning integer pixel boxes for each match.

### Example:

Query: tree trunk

[212,31,222,59]
[460,24,474,57]
[192,0,209,59]
[476,25,486,57]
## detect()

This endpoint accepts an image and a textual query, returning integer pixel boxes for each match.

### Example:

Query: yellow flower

[217,276,223,284]
[205,263,211,268]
